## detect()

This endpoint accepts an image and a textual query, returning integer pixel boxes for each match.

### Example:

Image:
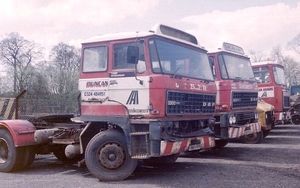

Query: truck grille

[235,111,256,123]
[166,91,215,115]
[232,92,258,109]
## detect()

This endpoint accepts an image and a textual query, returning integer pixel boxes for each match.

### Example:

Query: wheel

[143,154,179,166]
[0,129,25,172]
[53,145,69,161]
[20,146,35,170]
[241,131,263,144]
[85,130,138,181]
[262,130,271,138]
[291,114,300,125]
[271,121,276,129]
[53,145,82,162]
[214,139,229,149]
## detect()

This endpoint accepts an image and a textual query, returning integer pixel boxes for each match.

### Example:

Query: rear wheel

[241,131,263,144]
[85,130,137,181]
[20,146,35,170]
[0,129,25,172]
[53,145,69,161]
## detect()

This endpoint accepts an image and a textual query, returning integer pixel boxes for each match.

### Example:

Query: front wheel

[214,139,229,149]
[241,131,263,144]
[0,129,25,172]
[262,130,271,138]
[85,130,137,181]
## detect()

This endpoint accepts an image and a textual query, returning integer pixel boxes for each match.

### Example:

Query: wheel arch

[80,116,131,155]
[0,120,36,147]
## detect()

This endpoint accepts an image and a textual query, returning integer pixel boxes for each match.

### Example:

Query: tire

[291,114,300,125]
[241,131,263,144]
[262,130,271,138]
[214,139,229,149]
[143,154,179,166]
[0,129,25,172]
[53,145,69,161]
[20,146,35,170]
[85,130,138,181]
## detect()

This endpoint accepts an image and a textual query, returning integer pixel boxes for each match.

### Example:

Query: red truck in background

[0,24,217,181]
[208,43,262,146]
[252,61,291,125]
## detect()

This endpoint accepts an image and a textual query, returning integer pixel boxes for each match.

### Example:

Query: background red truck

[208,43,262,146]
[252,61,291,125]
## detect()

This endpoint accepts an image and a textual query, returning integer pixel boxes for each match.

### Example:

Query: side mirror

[127,46,139,64]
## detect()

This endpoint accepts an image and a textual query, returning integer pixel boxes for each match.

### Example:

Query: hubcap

[244,133,257,142]
[98,143,126,170]
[0,139,9,164]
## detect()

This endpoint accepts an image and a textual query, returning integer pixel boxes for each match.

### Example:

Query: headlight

[232,116,236,124]
[229,116,236,124]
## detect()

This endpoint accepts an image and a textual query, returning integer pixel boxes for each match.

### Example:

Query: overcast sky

[0,0,300,60]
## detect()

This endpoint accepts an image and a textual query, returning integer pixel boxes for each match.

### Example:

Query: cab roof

[251,61,284,67]
[82,24,204,49]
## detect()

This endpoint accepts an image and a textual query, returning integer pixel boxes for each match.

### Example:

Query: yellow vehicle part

[256,98,275,128]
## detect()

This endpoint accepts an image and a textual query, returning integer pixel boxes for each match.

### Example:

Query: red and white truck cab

[208,43,261,146]
[78,24,217,179]
[252,61,291,124]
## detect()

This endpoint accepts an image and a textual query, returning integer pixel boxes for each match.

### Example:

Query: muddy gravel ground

[1,123,299,188]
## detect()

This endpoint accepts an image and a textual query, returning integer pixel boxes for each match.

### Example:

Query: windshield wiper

[248,77,257,83]
[171,68,181,78]
[232,77,243,82]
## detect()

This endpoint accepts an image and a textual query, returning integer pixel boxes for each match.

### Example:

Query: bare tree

[270,45,285,65]
[248,50,266,63]
[47,43,80,113]
[288,33,300,55]
[0,32,43,95]
[270,45,300,86]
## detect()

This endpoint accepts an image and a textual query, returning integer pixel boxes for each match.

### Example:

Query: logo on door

[126,91,139,104]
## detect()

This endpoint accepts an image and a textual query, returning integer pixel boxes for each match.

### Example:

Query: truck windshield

[149,39,214,81]
[219,54,255,81]
[252,66,270,83]
[273,66,286,85]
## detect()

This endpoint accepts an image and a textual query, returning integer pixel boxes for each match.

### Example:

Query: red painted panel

[81,104,128,116]
[0,120,36,147]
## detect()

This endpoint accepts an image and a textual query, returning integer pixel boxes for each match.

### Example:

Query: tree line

[0,33,80,116]
[249,33,300,86]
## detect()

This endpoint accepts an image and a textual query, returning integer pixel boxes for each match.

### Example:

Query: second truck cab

[208,43,261,146]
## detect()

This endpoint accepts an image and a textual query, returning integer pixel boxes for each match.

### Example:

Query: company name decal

[86,81,108,88]
[190,84,207,91]
[258,87,275,98]
[239,84,253,89]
